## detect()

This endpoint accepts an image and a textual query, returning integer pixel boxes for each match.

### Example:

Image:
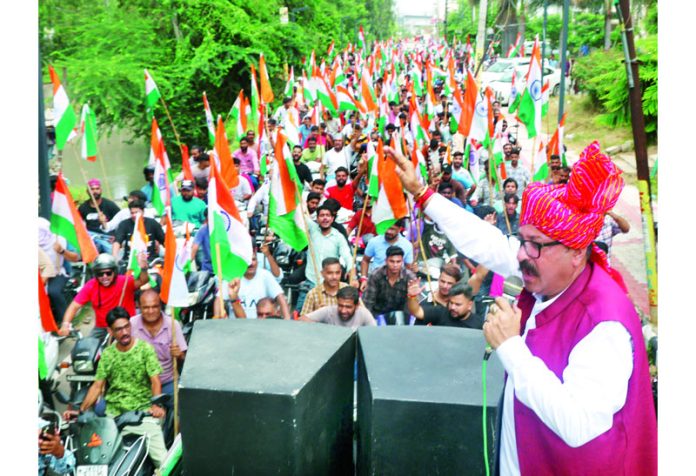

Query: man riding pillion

[65,307,168,468]
[58,253,151,340]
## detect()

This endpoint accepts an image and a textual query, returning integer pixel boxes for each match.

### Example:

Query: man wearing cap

[171,179,207,228]
[387,141,656,475]
[78,179,121,234]
[506,148,530,198]
[78,178,121,253]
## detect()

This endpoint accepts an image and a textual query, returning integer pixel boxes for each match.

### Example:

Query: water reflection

[59,129,148,201]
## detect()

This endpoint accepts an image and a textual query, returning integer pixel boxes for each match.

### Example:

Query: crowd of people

[39,37,654,475]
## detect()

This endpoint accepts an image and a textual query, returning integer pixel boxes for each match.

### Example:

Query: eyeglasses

[516,235,563,259]
[96,270,115,277]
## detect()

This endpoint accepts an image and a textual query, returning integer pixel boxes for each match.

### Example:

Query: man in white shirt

[385,141,657,475]
[323,135,352,185]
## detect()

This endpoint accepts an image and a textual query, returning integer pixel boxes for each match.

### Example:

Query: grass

[546,94,635,151]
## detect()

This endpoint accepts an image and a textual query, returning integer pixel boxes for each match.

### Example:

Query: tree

[40,0,394,157]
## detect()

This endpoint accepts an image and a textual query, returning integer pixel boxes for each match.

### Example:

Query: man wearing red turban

[387,141,657,475]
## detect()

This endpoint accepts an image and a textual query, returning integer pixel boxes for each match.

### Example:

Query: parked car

[489,66,565,106]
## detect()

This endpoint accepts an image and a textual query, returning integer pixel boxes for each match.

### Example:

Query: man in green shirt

[171,179,207,228]
[74,307,168,467]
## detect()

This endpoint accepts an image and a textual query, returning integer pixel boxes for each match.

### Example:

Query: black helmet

[92,254,118,273]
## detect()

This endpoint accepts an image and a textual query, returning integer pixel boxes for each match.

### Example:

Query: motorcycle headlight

[73,360,94,373]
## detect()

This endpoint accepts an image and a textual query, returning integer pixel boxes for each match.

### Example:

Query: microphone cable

[482,356,491,476]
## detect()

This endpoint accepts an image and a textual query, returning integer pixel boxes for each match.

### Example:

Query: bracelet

[413,186,428,201]
[415,188,435,209]
[407,294,419,299]
[359,277,368,282]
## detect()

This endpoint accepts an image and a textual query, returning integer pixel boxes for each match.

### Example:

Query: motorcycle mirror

[151,394,171,407]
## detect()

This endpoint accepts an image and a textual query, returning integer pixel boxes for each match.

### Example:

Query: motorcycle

[63,394,171,476]
[178,270,217,342]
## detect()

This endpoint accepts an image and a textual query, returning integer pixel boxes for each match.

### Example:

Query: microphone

[484,275,524,360]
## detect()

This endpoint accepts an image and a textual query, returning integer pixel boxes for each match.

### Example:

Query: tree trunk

[604,0,612,50]
[518,0,525,40]
[476,0,489,61]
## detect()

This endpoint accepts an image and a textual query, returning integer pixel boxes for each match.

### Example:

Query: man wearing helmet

[57,253,150,340]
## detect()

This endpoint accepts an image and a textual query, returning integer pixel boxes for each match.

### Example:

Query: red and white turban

[520,141,627,290]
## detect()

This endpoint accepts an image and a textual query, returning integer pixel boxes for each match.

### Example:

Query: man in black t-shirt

[292,145,313,188]
[408,281,483,329]
[112,200,165,263]
[77,179,121,233]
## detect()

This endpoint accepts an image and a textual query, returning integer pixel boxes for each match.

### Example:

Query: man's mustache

[519,260,539,277]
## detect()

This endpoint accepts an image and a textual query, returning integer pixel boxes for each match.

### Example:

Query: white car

[480,58,530,85]
[489,66,565,106]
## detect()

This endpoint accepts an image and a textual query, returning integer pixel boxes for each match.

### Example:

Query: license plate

[67,374,96,382]
[76,465,108,476]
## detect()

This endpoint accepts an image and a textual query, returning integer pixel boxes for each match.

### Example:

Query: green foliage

[40,0,395,161]
[573,35,657,139]
[526,14,563,50]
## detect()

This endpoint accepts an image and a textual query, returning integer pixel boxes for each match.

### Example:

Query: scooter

[178,270,217,342]
[54,331,110,410]
[64,394,170,476]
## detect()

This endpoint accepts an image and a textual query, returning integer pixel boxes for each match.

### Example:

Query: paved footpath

[512,117,652,319]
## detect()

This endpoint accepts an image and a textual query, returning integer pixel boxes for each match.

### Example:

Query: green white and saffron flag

[51,173,99,263]
[532,140,550,182]
[508,68,523,113]
[517,37,543,139]
[208,165,253,281]
[48,66,77,150]
[144,69,161,119]
[283,66,295,98]
[268,132,309,252]
[313,76,338,116]
[249,64,260,134]
[203,92,216,147]
[336,85,363,113]
[541,80,550,118]
[367,140,380,198]
[127,212,155,287]
[79,103,98,162]
[410,64,424,97]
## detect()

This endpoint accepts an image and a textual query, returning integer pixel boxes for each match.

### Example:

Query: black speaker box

[356,326,505,476]
[179,319,355,475]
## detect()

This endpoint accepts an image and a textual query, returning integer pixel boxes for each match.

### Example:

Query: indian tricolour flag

[160,214,191,307]
[48,65,77,150]
[336,85,365,113]
[370,138,408,234]
[79,103,98,162]
[208,163,253,281]
[410,63,424,97]
[358,26,366,55]
[149,117,172,215]
[50,173,98,263]
[284,66,295,99]
[127,212,150,277]
[144,69,161,119]
[541,80,550,117]
[227,90,247,146]
[314,75,338,116]
[203,92,216,147]
[268,132,309,252]
[517,37,543,139]
[468,88,490,144]
[332,58,346,87]
[249,64,260,134]
[532,140,550,182]
[408,96,429,148]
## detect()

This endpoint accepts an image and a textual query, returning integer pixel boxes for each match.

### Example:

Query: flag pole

[96,152,113,199]
[214,243,227,319]
[530,136,538,182]
[171,316,180,435]
[350,195,371,282]
[409,196,436,305]
[158,96,185,155]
